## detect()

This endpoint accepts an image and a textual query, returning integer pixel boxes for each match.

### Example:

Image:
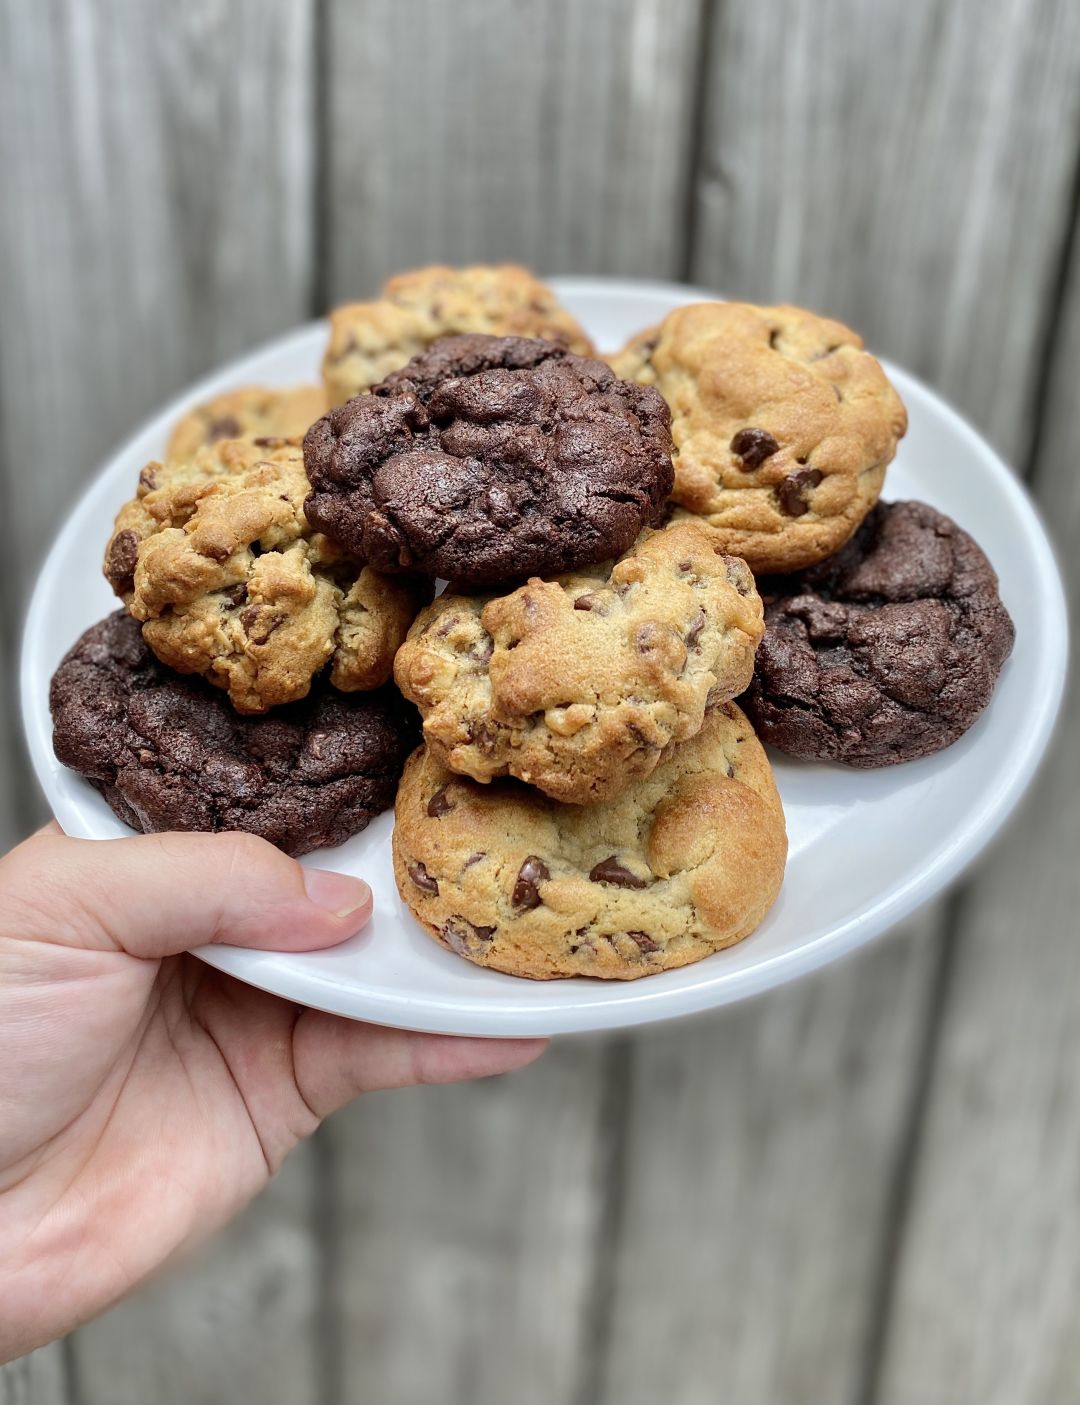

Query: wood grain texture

[690,0,1080,466]
[323,1042,612,1405]
[66,1147,323,1405]
[593,921,942,1405]
[0,1348,68,1405]
[875,197,1080,1405]
[0,2,323,1397]
[0,0,316,595]
[322,0,705,300]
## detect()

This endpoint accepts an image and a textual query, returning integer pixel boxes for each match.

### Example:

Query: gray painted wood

[0,1348,68,1405]
[0,1,1078,1401]
[0,2,322,1400]
[875,200,1080,1405]
[594,921,943,1405]
[324,1040,612,1405]
[0,0,316,594]
[595,4,1080,1401]
[66,1147,323,1405]
[322,0,705,299]
[691,0,1080,467]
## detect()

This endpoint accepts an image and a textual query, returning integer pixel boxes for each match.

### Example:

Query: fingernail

[303,869,372,919]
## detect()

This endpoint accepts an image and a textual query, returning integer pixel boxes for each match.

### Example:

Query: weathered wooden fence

[2,3,1079,1402]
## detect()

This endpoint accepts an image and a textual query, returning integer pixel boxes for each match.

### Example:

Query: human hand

[0,826,545,1361]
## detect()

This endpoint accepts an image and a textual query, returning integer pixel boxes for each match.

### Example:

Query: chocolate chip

[138,464,159,492]
[464,851,485,867]
[469,722,500,755]
[442,920,469,955]
[777,468,823,516]
[105,529,140,595]
[512,855,549,910]
[240,604,286,644]
[207,414,242,442]
[473,636,493,665]
[225,584,248,607]
[408,861,439,894]
[435,613,459,638]
[427,786,453,817]
[686,609,707,647]
[628,930,659,953]
[574,592,606,613]
[635,623,659,653]
[730,427,780,470]
[253,436,289,448]
[678,560,692,572]
[470,922,496,942]
[589,857,648,888]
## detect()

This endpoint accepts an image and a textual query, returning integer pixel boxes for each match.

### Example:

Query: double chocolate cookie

[105,437,430,713]
[742,501,1015,765]
[50,612,419,856]
[393,703,787,980]
[394,518,764,803]
[612,302,907,573]
[322,264,594,405]
[304,334,674,587]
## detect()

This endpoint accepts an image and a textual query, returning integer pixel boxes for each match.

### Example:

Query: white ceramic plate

[22,278,1068,1036]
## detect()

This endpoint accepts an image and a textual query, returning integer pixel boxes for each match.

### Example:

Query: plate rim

[21,276,1070,1036]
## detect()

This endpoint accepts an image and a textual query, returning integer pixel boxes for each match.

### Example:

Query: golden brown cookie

[394,518,763,803]
[322,264,594,406]
[611,302,907,573]
[103,438,430,714]
[392,703,787,980]
[166,385,328,461]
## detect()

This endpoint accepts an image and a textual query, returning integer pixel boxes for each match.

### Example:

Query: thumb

[0,826,372,959]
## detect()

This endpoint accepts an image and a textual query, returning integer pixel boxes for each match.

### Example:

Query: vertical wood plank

[875,197,1080,1405]
[0,3,322,1398]
[322,0,705,299]
[0,1348,69,1405]
[320,9,708,1404]
[598,3,1080,1400]
[595,923,942,1405]
[690,0,1080,465]
[68,1148,323,1405]
[326,1043,612,1405]
[0,0,316,594]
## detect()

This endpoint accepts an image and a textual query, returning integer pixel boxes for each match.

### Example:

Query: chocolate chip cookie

[323,264,594,406]
[393,703,787,979]
[394,518,764,803]
[304,334,674,587]
[742,500,1015,765]
[104,437,430,714]
[51,612,419,856]
[167,385,328,461]
[611,302,907,573]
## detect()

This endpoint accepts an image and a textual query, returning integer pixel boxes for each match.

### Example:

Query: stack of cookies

[50,263,1015,981]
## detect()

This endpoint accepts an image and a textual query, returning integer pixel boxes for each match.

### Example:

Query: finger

[292,1010,548,1116]
[0,828,372,958]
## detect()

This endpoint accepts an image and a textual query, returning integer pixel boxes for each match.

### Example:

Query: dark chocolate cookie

[303,334,673,587]
[50,612,419,855]
[741,501,1014,766]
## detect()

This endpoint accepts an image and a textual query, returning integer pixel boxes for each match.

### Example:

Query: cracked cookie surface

[392,702,787,980]
[394,518,764,803]
[305,334,674,587]
[322,264,594,405]
[167,385,329,461]
[104,437,430,714]
[741,500,1014,765]
[50,612,419,855]
[611,302,907,573]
